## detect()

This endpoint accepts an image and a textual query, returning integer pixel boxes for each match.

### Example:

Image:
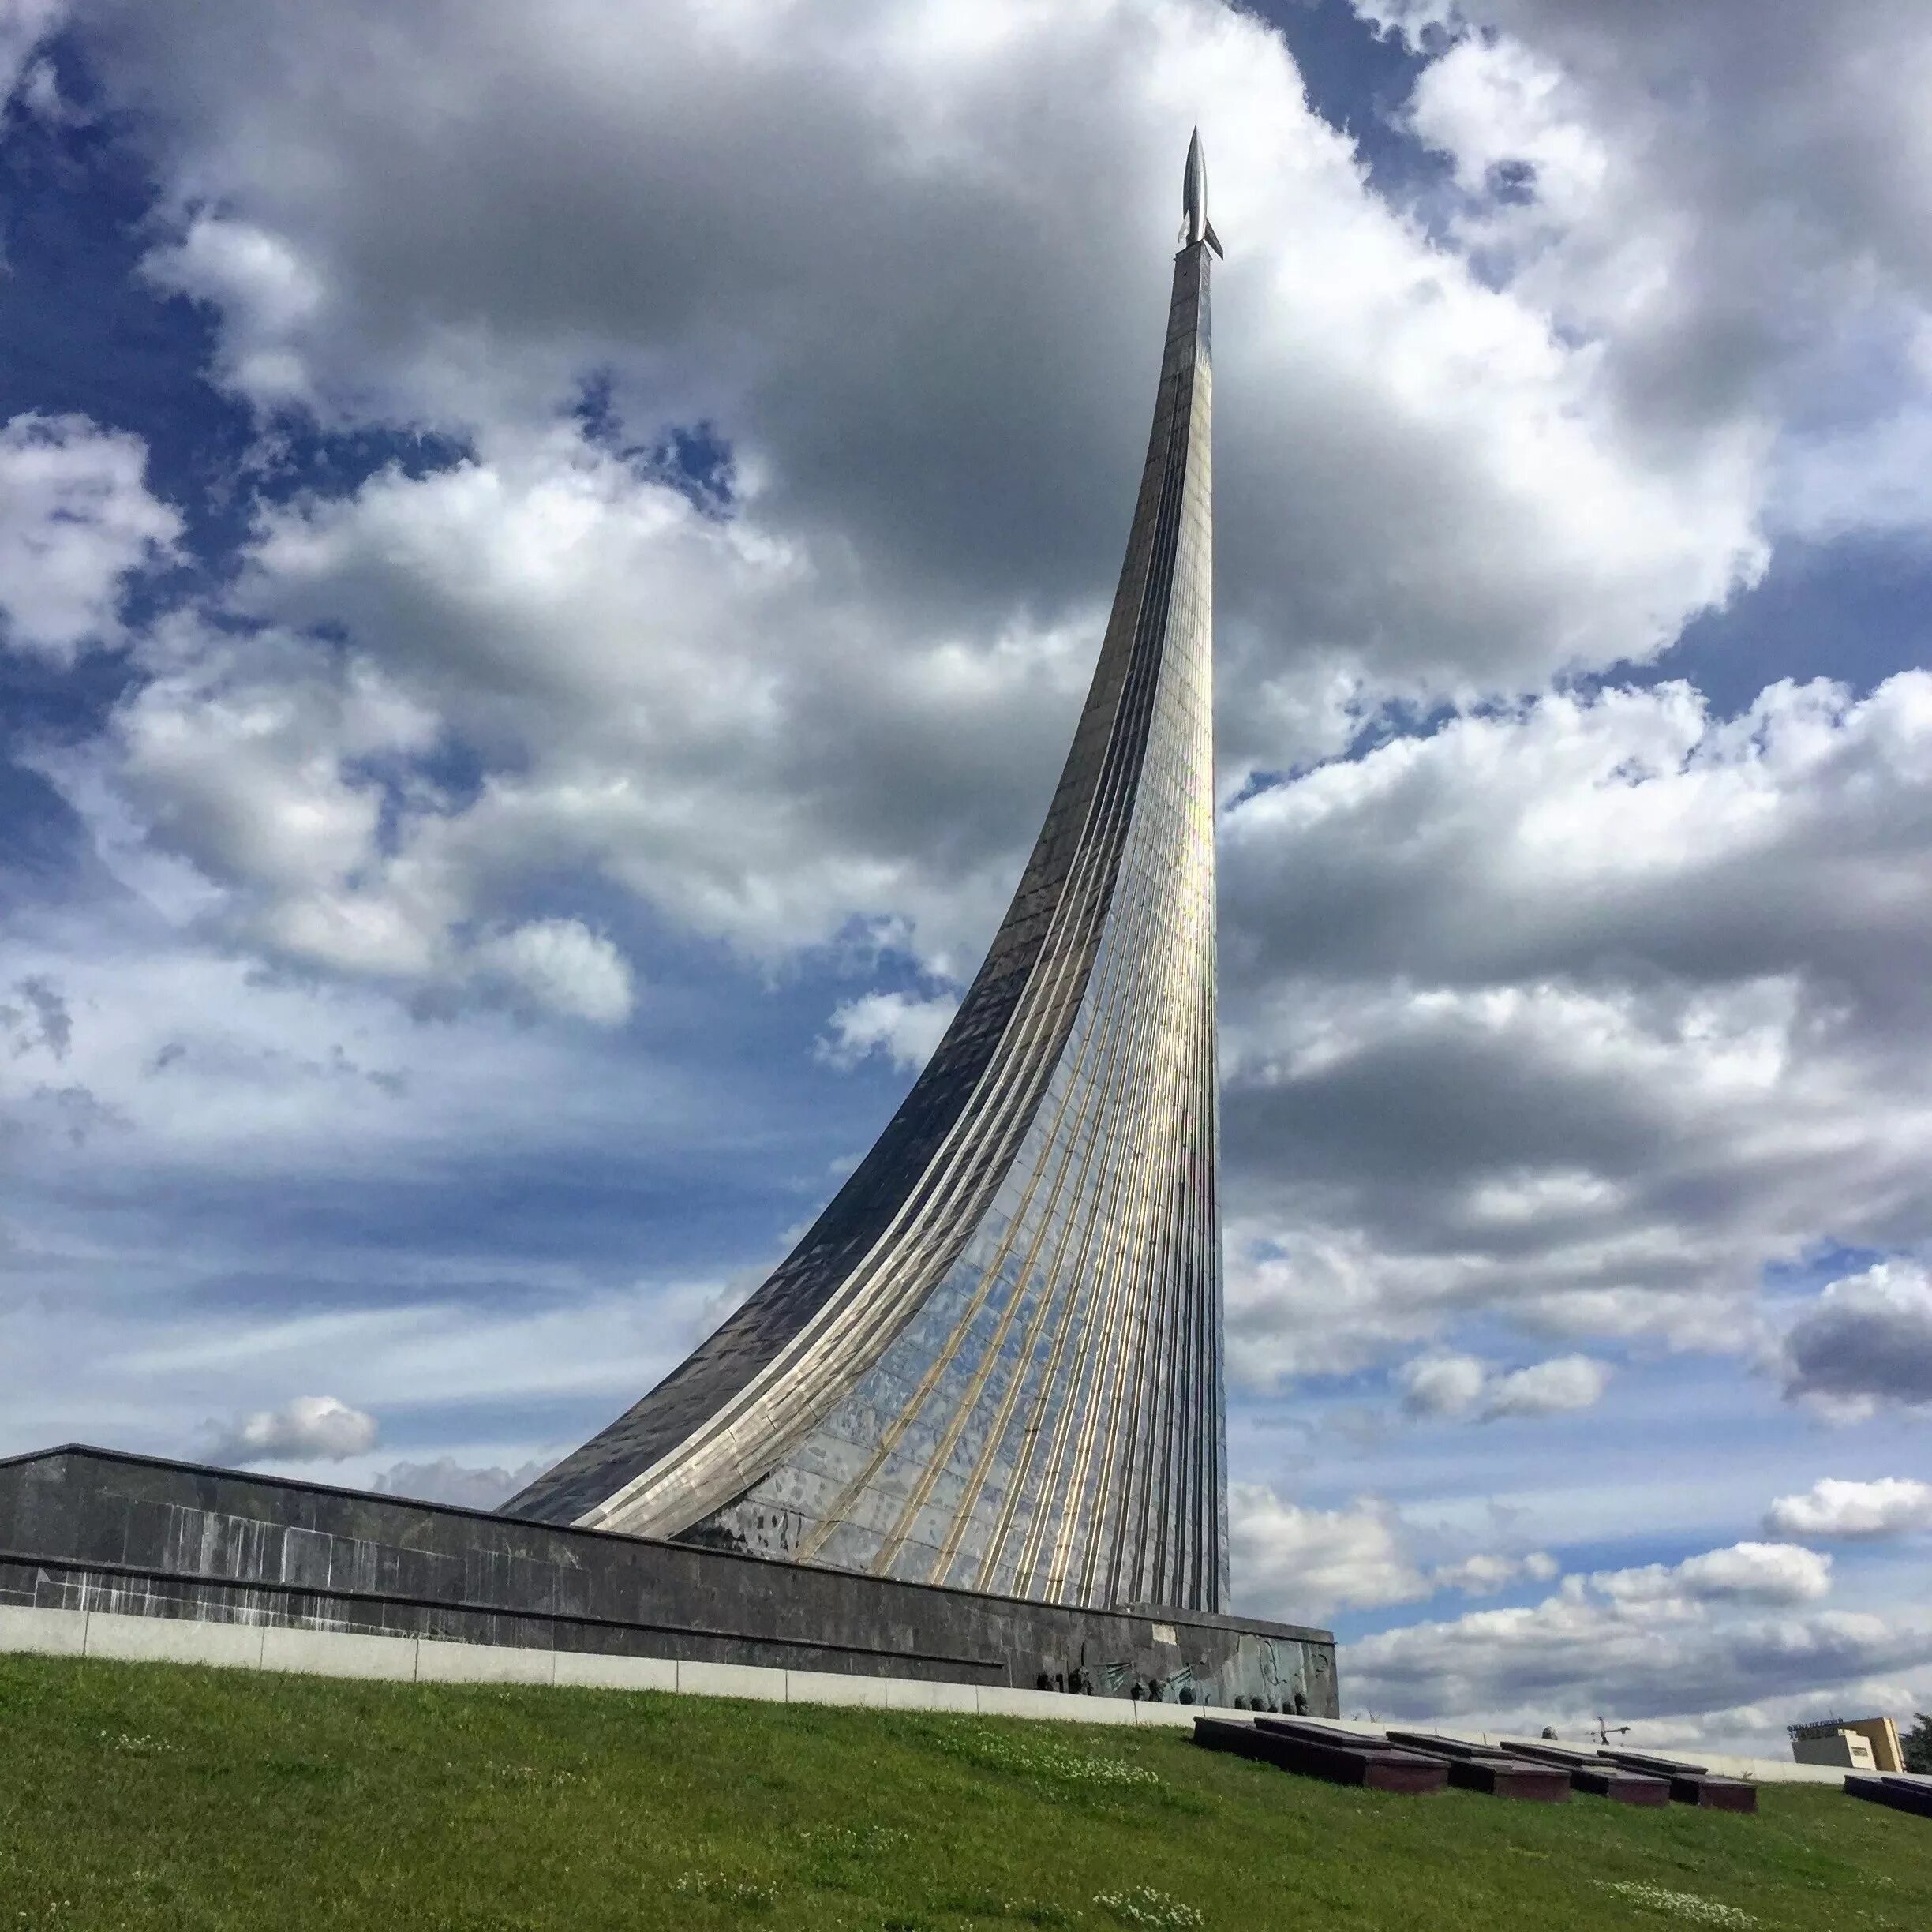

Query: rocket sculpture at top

[508,133,1227,1614]
[1183,126,1223,257]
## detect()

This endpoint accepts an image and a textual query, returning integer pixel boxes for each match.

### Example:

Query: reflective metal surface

[507,152,1227,1612]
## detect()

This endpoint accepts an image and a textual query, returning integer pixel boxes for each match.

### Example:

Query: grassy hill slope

[1,1653,1924,1930]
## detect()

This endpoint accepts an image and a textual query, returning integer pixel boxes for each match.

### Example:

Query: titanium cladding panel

[508,192,1226,1614]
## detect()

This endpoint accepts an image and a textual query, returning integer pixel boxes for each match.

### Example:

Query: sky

[2,0,1930,1758]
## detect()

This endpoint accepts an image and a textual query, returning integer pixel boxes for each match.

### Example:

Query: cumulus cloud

[372,1457,549,1511]
[1781,1261,1932,1415]
[1365,0,1932,536]
[1481,1354,1610,1420]
[52,0,1786,1056]
[1229,1484,1429,1622]
[1336,1526,1913,1750]
[0,0,66,114]
[1339,1530,1930,1754]
[99,430,1072,994]
[471,919,635,1027]
[208,1394,377,1464]
[1222,674,1932,1378]
[1766,1477,1932,1542]
[1348,1581,1932,1748]
[89,0,1766,712]
[1395,1350,1610,1421]
[147,216,328,408]
[818,990,960,1073]
[1428,1550,1559,1597]
[0,414,180,661]
[1593,1542,1833,1610]
[1230,1481,1563,1622]
[1396,1352,1488,1417]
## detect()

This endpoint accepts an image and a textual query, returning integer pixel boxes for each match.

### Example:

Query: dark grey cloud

[26,1082,123,1148]
[1367,0,1932,464]
[2,972,70,1058]
[1218,674,1932,1374]
[83,0,1758,717]
[1782,1264,1932,1410]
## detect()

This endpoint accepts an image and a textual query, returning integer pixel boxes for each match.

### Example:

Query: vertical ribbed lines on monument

[964,248,1214,1610]
[738,240,1219,1612]
[1046,255,1211,1612]
[1133,253,1215,1613]
[504,219,1225,1615]
[650,239,1220,1604]
[946,245,1209,1608]
[1042,246,1214,1615]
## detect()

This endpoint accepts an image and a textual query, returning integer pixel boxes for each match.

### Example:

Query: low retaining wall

[0,1445,1335,1714]
[0,1602,1854,1780]
[0,1603,1201,1724]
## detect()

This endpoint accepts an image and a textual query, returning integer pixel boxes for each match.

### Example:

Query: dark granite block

[1195,1717,1447,1793]
[1603,1750,1709,1775]
[1382,1731,1571,1803]
[1846,1776,1932,1819]
[1601,1752,1758,1813]
[1500,1740,1671,1805]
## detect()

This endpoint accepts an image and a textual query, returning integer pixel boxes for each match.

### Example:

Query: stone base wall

[0,1446,1337,1717]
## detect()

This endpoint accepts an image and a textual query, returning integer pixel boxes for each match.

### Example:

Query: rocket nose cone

[1182,129,1207,242]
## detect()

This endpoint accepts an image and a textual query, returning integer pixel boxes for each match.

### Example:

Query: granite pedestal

[0,1446,1337,1713]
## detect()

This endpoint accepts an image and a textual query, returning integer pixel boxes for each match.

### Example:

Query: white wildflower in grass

[672,1871,777,1910]
[99,1732,178,1757]
[485,1762,582,1788]
[938,1727,1162,1790]
[797,1823,912,1856]
[1093,1885,1206,1928]
[1595,1879,1758,1928]
[947,1895,1077,1928]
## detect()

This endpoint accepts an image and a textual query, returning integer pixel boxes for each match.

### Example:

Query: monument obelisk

[511,133,1227,1615]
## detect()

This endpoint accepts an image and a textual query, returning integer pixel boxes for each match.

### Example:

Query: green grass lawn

[1,1654,1925,1931]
